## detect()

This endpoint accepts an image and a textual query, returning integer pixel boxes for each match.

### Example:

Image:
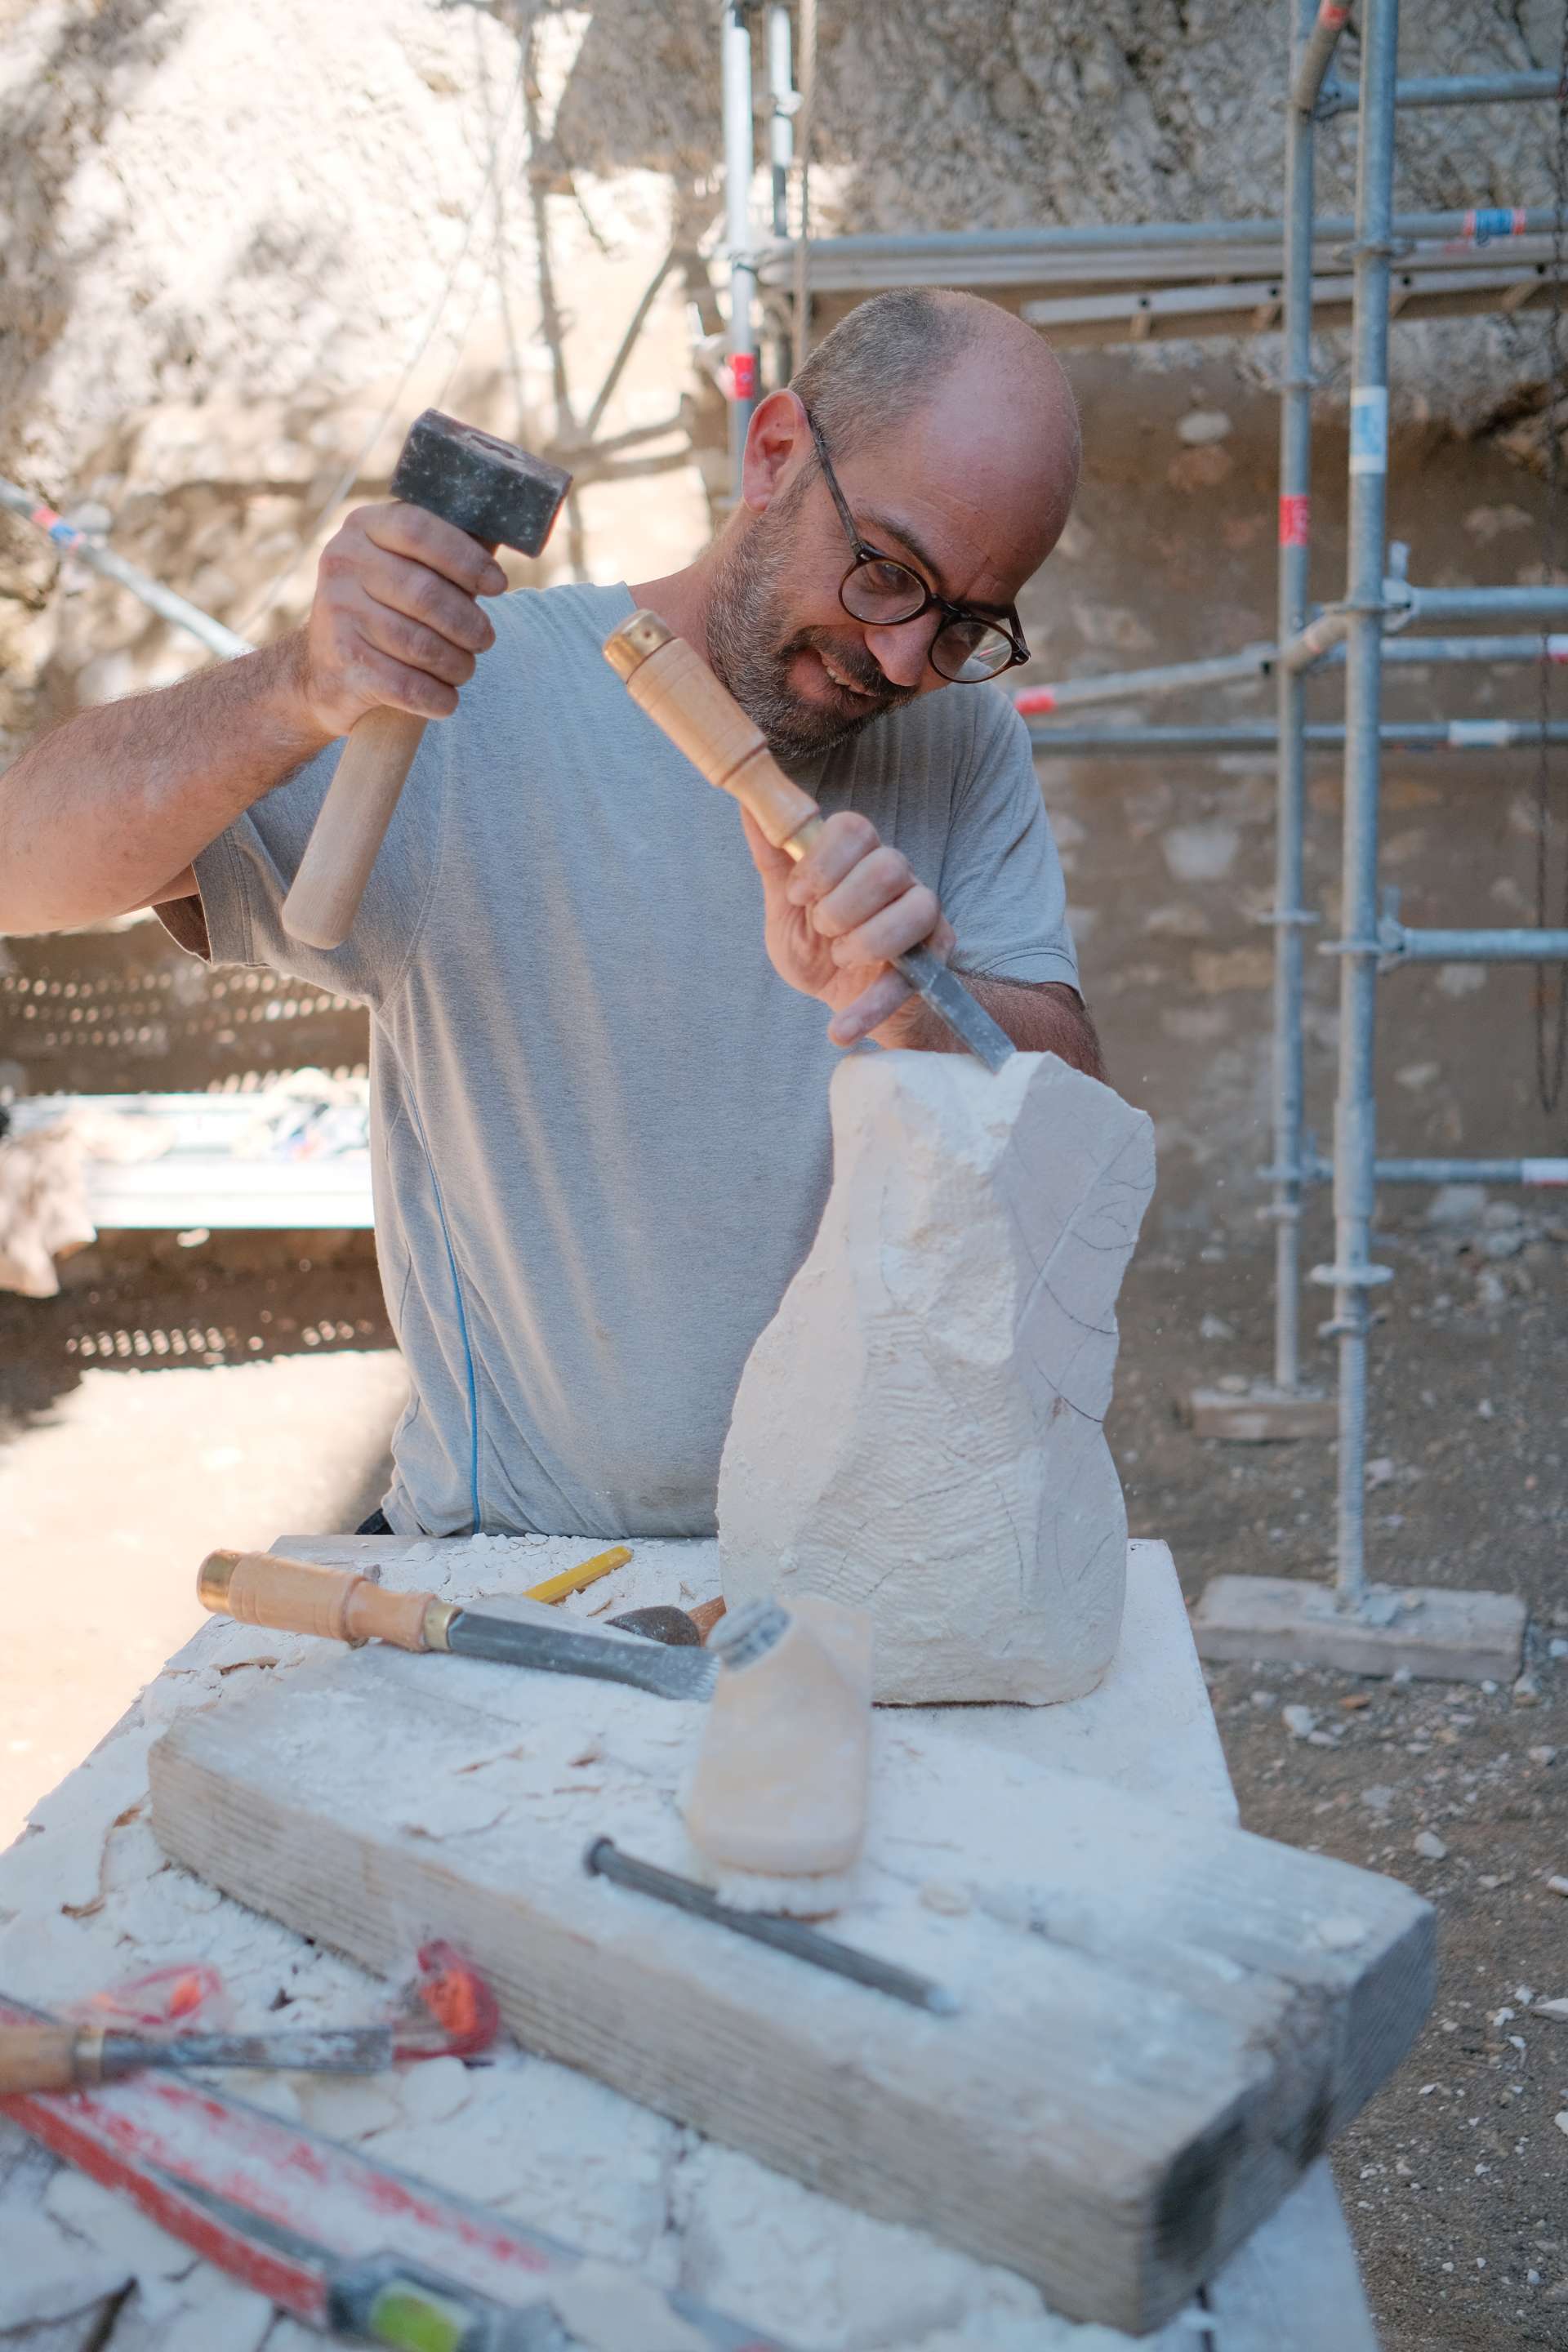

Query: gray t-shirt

[179,581,1078,1538]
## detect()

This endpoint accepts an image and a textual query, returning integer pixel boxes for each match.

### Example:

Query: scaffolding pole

[1318,70,1565,118]
[758,206,1568,305]
[765,4,795,238]
[1300,1152,1568,1184]
[1274,0,1330,1393]
[1319,0,1401,1609]
[1391,581,1568,622]
[1194,0,1531,1680]
[0,479,252,662]
[722,3,759,493]
[1026,720,1568,754]
[1013,632,1568,715]
[1375,923,1568,962]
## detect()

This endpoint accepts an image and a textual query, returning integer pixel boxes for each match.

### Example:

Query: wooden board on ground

[149,1579,1434,2336]
[1186,1387,1337,1443]
[1193,1573,1527,1684]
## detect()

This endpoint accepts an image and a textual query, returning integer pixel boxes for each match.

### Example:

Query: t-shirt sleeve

[938,688,1080,991]
[166,724,449,1008]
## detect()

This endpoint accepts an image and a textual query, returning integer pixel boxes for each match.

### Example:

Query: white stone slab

[149,1615,1429,2332]
[266,1534,1235,1823]
[0,1532,1378,2352]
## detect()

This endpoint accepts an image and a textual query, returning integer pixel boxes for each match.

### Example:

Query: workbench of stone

[0,1535,1379,2352]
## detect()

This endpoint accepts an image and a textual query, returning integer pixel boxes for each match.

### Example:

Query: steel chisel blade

[443,1609,717,1700]
[893,945,1015,1071]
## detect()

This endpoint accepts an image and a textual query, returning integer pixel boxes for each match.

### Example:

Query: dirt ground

[1116,1201,1568,2352]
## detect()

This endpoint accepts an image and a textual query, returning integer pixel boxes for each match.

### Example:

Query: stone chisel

[584,1839,959,2016]
[602,608,1015,1072]
[198,1549,718,1702]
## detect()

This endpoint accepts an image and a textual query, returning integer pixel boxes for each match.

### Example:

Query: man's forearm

[0,632,332,935]
[881,975,1106,1080]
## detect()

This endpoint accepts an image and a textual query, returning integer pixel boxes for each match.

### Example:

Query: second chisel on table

[198,1548,717,1701]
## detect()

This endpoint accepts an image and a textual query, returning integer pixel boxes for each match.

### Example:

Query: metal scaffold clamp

[1308,1261,1393,1292]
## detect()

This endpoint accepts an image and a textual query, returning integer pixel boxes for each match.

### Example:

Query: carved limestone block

[718,1049,1155,1704]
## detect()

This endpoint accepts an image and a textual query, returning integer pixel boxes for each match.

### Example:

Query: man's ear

[740,390,810,516]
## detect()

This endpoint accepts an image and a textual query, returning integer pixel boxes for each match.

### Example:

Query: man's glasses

[802,408,1029,684]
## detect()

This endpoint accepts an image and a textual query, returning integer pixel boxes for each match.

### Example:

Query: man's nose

[861,615,939,691]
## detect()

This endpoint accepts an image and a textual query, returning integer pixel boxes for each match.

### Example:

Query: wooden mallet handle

[197,1549,445,1651]
[603,610,826,862]
[279,410,572,953]
[279,708,428,951]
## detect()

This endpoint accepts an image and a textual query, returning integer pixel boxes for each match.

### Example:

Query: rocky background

[4,0,1568,743]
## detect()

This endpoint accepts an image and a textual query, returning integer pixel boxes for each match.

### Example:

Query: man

[0,289,1098,1539]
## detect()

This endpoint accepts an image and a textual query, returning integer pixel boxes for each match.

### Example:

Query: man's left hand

[740,808,954,1049]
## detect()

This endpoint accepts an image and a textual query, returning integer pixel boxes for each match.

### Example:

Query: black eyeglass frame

[800,407,1031,684]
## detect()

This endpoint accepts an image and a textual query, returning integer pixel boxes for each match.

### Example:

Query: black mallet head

[389,408,572,557]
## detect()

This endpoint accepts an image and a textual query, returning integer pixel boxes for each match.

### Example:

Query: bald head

[700,292,1077,761]
[789,288,1080,570]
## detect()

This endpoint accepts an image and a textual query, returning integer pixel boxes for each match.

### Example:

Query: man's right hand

[0,501,510,936]
[295,501,510,738]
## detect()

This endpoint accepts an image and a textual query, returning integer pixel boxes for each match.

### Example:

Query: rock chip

[1176,408,1233,446]
[1414,1830,1448,1860]
[1425,1184,1488,1227]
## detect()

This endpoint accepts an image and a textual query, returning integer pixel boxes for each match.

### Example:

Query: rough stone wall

[810,4,1563,235]
[2,2,1566,735]
[0,0,710,743]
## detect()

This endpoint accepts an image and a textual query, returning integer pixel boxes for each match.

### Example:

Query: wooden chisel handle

[197,1549,452,1651]
[281,706,429,951]
[604,610,826,861]
[0,2024,103,2095]
[604,607,1017,1073]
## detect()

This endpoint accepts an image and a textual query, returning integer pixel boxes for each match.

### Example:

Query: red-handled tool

[0,1943,497,2096]
[0,1993,792,2350]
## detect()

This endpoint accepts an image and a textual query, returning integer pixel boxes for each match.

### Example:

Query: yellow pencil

[524,1544,633,1606]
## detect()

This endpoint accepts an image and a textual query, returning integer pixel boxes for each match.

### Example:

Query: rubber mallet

[283,409,572,950]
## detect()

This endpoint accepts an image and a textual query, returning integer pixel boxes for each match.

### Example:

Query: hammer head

[389,408,572,557]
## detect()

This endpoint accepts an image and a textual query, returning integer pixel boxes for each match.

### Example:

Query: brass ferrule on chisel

[73,2025,108,2082]
[600,606,671,683]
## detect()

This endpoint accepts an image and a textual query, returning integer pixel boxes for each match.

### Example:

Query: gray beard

[706,493,912,764]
